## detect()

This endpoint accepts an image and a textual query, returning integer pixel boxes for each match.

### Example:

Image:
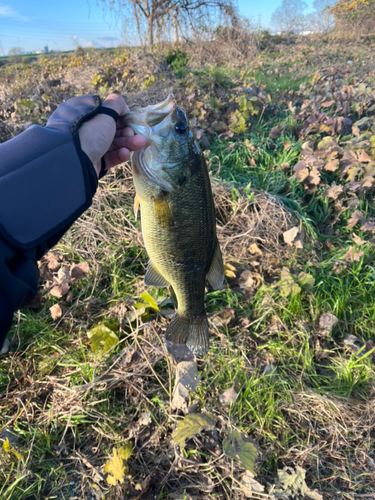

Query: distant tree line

[270,0,375,38]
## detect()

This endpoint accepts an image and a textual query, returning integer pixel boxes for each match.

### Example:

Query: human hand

[78,94,146,177]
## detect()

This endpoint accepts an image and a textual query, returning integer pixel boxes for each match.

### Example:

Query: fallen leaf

[352,233,366,245]
[344,246,364,262]
[249,243,262,256]
[219,385,238,405]
[275,466,323,500]
[139,292,159,311]
[240,470,264,498]
[279,269,301,298]
[50,303,63,320]
[172,414,214,449]
[49,283,70,298]
[283,227,303,249]
[324,184,344,200]
[3,437,23,460]
[104,447,128,486]
[357,150,371,163]
[283,141,291,151]
[319,312,338,334]
[57,266,71,285]
[297,272,315,289]
[172,357,199,411]
[70,262,89,282]
[324,159,339,172]
[87,322,119,355]
[238,270,255,291]
[270,125,284,139]
[223,431,257,473]
[321,100,335,108]
[45,252,60,271]
[347,210,365,229]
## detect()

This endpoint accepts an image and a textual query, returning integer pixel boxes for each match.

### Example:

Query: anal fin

[207,240,224,290]
[144,261,169,288]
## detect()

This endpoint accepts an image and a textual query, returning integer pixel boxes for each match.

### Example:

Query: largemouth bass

[125,94,224,355]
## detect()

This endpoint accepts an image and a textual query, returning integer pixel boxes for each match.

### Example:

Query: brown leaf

[324,159,339,172]
[283,141,291,151]
[270,125,284,139]
[219,385,238,405]
[347,210,365,229]
[321,100,335,108]
[50,303,63,320]
[50,283,70,298]
[319,312,338,334]
[70,262,90,282]
[249,243,262,256]
[238,270,255,291]
[352,233,366,245]
[57,266,71,285]
[283,227,303,249]
[45,252,60,271]
[344,246,364,262]
[324,184,344,200]
[307,166,321,185]
[357,150,371,163]
[172,358,199,411]
[361,221,375,232]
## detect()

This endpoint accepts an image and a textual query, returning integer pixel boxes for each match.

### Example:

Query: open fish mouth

[124,94,177,138]
[124,94,180,191]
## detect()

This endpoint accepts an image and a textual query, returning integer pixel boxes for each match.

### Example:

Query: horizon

[0,0,317,56]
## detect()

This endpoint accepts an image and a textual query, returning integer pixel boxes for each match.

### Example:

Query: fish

[124,94,224,355]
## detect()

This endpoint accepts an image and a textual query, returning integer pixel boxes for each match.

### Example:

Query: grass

[1,36,375,499]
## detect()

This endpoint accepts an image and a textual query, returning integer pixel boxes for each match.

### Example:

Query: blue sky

[0,0,315,55]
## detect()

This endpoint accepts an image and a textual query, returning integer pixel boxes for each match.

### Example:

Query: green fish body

[125,95,224,355]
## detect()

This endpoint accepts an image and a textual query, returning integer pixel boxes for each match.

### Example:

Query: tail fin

[165,312,209,356]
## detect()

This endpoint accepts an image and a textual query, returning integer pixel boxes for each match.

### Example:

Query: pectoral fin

[207,241,224,290]
[134,194,140,221]
[144,261,169,288]
[153,197,173,227]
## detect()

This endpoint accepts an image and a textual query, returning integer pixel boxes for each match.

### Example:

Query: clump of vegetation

[166,47,189,74]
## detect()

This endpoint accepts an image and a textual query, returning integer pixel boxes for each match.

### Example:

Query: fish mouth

[124,94,177,137]
[125,94,179,191]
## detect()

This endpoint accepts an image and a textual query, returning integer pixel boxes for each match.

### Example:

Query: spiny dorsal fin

[144,261,169,288]
[207,240,224,290]
[134,194,140,221]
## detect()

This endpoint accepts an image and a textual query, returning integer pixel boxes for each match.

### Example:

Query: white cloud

[0,4,30,22]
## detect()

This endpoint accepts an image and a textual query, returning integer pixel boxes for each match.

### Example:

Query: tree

[101,0,236,48]
[270,0,308,34]
[330,0,375,36]
[311,0,335,33]
[8,47,24,56]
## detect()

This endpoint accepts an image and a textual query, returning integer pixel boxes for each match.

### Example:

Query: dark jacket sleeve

[0,95,103,349]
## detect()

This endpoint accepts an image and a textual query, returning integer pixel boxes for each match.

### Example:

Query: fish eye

[175,122,187,134]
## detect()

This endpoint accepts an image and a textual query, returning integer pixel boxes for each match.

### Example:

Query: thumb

[101,94,129,118]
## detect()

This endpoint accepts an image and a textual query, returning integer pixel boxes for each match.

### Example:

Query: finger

[111,134,146,151]
[115,126,135,138]
[104,148,131,169]
[102,94,129,118]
